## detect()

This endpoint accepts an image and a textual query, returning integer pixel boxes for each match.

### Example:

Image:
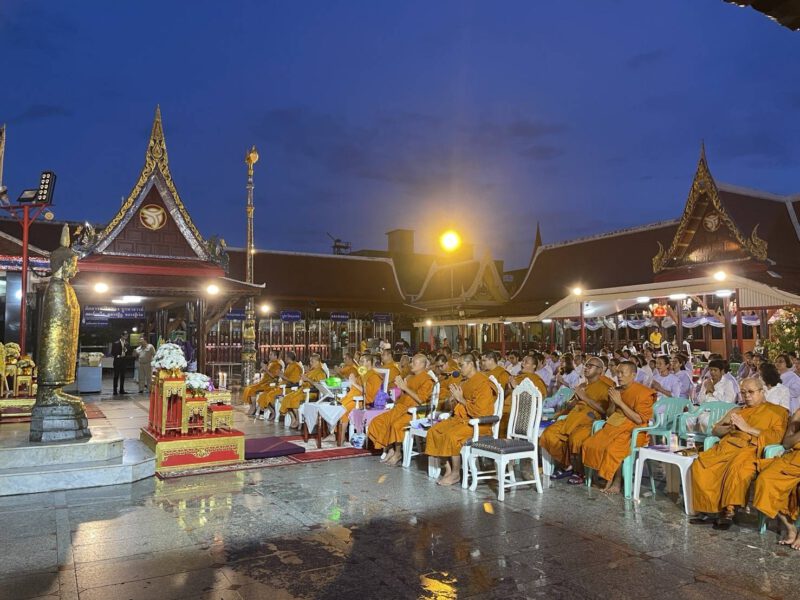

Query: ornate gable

[652,145,768,273]
[90,107,214,262]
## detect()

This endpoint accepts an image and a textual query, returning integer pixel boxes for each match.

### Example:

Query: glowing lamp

[206,284,220,295]
[94,282,109,293]
[439,230,461,253]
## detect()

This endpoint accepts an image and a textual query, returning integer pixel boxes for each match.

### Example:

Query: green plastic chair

[648,397,693,444]
[729,363,741,377]
[676,402,734,445]
[584,418,657,499]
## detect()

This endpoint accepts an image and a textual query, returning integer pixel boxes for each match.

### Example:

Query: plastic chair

[676,401,734,445]
[461,375,504,489]
[468,379,544,500]
[401,371,442,476]
[729,363,741,377]
[647,397,693,444]
[543,386,574,412]
[540,415,567,484]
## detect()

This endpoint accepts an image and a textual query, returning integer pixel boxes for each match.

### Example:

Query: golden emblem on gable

[702,212,721,232]
[140,204,167,231]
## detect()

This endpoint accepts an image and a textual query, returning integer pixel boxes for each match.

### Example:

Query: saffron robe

[340,369,384,424]
[258,362,303,409]
[279,366,327,414]
[242,359,282,404]
[368,371,434,449]
[753,439,800,520]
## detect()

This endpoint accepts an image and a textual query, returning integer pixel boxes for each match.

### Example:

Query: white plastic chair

[400,370,440,469]
[468,378,544,501]
[374,368,391,393]
[460,375,504,489]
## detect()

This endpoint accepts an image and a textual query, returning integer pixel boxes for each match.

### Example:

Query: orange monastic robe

[426,372,495,457]
[339,364,358,380]
[258,362,303,409]
[496,368,537,433]
[368,371,435,449]
[279,366,327,413]
[447,359,459,373]
[382,361,402,385]
[340,369,384,424]
[242,360,283,404]
[582,382,655,481]
[691,402,788,514]
[540,376,614,467]
[754,441,800,521]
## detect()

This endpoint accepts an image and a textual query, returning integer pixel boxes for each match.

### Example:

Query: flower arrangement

[17,358,34,369]
[5,343,21,362]
[152,343,187,374]
[185,372,211,396]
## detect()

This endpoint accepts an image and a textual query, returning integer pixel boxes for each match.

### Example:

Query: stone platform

[0,425,155,496]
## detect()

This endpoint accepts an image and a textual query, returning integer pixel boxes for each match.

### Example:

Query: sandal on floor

[566,474,585,485]
[713,516,734,530]
[549,468,574,481]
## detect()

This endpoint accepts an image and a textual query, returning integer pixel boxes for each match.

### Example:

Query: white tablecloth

[301,402,346,433]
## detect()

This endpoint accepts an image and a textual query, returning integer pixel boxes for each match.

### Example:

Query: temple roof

[724,1,800,30]
[413,252,509,309]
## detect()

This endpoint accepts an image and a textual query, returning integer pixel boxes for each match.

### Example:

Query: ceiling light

[206,284,220,295]
[713,270,727,282]
[425,319,432,327]
[542,318,553,324]
[636,296,650,303]
[668,293,687,301]
[572,287,582,296]
[715,290,733,298]
[94,282,109,293]
[259,303,271,314]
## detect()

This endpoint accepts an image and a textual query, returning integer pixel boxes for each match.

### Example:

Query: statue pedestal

[29,404,91,442]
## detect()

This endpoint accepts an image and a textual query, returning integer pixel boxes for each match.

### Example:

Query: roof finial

[700,139,706,162]
[534,221,542,251]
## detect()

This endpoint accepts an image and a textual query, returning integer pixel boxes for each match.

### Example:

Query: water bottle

[686,433,696,450]
[670,432,679,452]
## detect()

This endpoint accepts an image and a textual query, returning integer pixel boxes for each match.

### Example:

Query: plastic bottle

[686,433,696,450]
[670,432,679,452]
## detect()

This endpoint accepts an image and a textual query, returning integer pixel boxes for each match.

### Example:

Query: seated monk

[541,356,614,485]
[258,351,302,416]
[336,353,358,380]
[339,353,384,424]
[690,378,788,530]
[380,349,402,385]
[753,407,800,548]
[368,354,435,465]
[509,355,548,400]
[425,353,495,486]
[280,353,328,429]
[243,351,282,415]
[442,347,459,374]
[481,350,510,402]
[582,361,655,494]
[399,354,411,379]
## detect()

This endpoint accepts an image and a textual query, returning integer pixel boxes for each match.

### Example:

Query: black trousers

[113,360,126,393]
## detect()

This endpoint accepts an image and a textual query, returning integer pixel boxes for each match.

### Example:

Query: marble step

[0,439,155,496]
[0,426,124,469]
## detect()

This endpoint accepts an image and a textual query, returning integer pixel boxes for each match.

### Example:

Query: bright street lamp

[439,230,461,253]
[713,270,727,282]
[206,284,220,295]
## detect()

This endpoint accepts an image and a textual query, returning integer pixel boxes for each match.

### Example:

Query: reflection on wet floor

[2,400,799,598]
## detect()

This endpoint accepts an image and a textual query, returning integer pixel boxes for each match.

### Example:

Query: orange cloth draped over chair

[258,362,303,410]
[242,359,282,404]
[581,382,655,481]
[340,369,384,424]
[426,372,495,457]
[754,444,800,520]
[279,366,327,414]
[368,372,434,449]
[540,376,614,467]
[691,403,787,514]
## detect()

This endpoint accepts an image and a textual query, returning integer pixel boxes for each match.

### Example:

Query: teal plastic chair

[544,386,574,412]
[729,363,741,377]
[676,401,734,445]
[648,397,693,444]
[585,417,658,499]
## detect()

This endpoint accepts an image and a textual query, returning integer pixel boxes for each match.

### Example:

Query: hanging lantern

[651,303,668,318]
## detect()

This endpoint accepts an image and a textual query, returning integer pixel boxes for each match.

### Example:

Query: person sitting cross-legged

[425,353,495,486]
[280,353,328,429]
[581,360,655,494]
[753,407,800,548]
[540,356,614,485]
[690,377,788,530]
[368,353,434,466]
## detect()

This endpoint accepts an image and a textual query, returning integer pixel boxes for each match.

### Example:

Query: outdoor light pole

[241,146,259,387]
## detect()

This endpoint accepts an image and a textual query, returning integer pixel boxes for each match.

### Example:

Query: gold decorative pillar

[241,146,259,387]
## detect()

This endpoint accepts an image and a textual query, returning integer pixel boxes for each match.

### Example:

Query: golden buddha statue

[30,225,91,442]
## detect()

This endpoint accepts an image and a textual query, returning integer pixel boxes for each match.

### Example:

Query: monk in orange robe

[339,354,384,424]
[259,351,302,416]
[479,351,512,433]
[380,349,402,384]
[431,354,455,412]
[336,353,358,380]
[399,354,412,379]
[369,354,435,465]
[753,408,800,548]
[426,353,495,486]
[582,361,655,494]
[243,351,283,414]
[280,353,327,429]
[541,356,613,484]
[690,378,788,529]
[442,347,459,374]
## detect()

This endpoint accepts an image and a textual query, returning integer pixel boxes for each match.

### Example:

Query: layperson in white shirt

[573,351,585,379]
[696,359,737,404]
[534,353,553,388]
[505,350,522,376]
[776,354,800,414]
[555,353,581,390]
[634,355,653,387]
[669,354,694,399]
[651,355,680,398]
[760,362,791,412]
[737,351,756,381]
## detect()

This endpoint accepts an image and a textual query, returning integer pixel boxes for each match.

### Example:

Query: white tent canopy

[537,274,800,321]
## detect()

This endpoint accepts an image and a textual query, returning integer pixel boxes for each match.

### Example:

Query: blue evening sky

[1,1,798,269]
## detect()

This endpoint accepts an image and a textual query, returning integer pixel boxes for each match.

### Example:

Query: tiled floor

[1,391,799,599]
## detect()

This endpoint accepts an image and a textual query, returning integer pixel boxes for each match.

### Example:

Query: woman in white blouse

[760,362,791,412]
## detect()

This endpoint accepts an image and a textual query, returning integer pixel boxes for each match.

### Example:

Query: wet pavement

[1,393,799,599]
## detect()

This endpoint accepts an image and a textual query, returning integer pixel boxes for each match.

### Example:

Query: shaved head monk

[690,377,788,530]
[339,353,384,424]
[540,355,615,485]
[481,351,512,430]
[582,361,655,494]
[425,353,495,486]
[258,351,303,420]
[281,353,327,429]
[381,349,402,384]
[244,350,282,415]
[368,354,435,465]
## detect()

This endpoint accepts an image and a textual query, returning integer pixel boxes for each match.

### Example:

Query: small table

[633,446,698,515]
[348,407,388,442]
[300,402,347,448]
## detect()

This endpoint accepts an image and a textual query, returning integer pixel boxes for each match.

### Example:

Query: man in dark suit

[111,332,129,395]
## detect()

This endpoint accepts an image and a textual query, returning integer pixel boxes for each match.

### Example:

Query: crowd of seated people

[244,342,800,547]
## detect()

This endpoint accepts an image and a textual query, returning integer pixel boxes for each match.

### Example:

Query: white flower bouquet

[152,343,187,374]
[185,372,211,396]
[5,342,21,361]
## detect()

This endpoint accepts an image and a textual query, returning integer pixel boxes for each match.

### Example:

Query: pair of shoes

[567,474,585,485]
[113,392,118,396]
[550,468,573,481]
[713,516,734,530]
[119,390,128,395]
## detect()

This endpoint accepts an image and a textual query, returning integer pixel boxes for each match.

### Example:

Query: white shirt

[536,366,553,387]
[560,369,581,389]
[673,370,693,399]
[780,370,800,414]
[652,372,680,398]
[766,384,791,412]
[697,376,736,404]
[506,362,522,376]
[635,368,650,386]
